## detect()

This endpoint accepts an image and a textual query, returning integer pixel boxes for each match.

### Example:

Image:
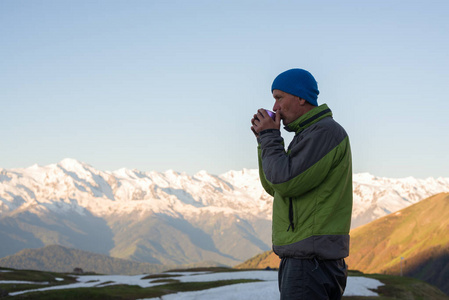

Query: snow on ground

[6,271,383,298]
[140,274,383,299]
[8,274,158,296]
[343,276,383,297]
[142,281,279,300]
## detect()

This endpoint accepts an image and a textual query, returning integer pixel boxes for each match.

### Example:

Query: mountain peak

[353,172,378,182]
[58,158,86,170]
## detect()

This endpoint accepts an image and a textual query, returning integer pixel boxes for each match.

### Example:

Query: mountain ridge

[1,159,449,267]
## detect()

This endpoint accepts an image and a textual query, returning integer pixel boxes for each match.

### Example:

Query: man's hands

[251,109,281,138]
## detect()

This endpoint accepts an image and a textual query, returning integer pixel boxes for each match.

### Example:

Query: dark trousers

[278,257,347,300]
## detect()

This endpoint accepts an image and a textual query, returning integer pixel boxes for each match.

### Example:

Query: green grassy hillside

[234,249,279,269]
[346,193,449,294]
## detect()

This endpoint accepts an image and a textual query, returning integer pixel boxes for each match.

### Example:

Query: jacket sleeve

[258,125,337,198]
[257,145,275,196]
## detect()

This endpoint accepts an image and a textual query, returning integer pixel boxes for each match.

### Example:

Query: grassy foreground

[1,267,448,300]
[0,267,258,299]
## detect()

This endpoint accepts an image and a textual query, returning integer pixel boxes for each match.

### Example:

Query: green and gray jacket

[257,104,352,260]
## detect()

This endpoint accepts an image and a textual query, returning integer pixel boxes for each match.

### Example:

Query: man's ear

[298,97,307,105]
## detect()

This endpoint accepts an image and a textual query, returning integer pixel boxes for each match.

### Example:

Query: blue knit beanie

[271,69,319,106]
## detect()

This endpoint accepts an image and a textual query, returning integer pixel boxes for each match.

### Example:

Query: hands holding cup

[251,109,280,138]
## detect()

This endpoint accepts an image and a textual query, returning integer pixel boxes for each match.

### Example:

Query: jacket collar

[285,104,332,133]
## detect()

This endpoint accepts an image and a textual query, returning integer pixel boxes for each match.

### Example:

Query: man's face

[272,89,304,125]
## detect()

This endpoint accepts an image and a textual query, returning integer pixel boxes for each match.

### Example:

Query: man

[251,69,353,300]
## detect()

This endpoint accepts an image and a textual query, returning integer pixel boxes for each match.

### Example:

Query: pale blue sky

[1,0,448,178]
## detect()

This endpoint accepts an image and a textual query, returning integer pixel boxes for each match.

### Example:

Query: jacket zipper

[287,197,295,232]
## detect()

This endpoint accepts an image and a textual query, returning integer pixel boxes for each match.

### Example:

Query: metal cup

[265,109,276,120]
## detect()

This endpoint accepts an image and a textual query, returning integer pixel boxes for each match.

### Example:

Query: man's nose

[273,102,279,111]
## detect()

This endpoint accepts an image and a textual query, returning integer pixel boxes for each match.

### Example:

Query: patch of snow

[141,281,278,300]
[8,274,159,296]
[343,276,383,296]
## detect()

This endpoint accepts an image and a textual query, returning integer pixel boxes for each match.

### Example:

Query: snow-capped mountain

[351,173,449,227]
[1,159,448,266]
[0,159,271,218]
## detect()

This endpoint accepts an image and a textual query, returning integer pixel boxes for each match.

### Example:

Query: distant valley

[0,244,166,275]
